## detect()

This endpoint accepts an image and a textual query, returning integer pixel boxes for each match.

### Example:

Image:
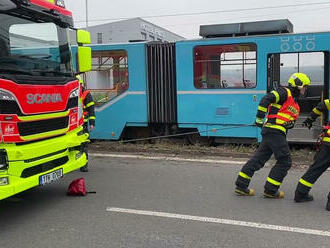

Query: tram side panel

[261,32,330,143]
[175,40,262,142]
[176,32,330,143]
[87,31,330,142]
[88,43,149,140]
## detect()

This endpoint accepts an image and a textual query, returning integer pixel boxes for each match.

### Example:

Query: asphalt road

[1,154,329,248]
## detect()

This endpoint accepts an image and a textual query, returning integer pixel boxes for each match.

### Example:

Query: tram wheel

[186,133,213,146]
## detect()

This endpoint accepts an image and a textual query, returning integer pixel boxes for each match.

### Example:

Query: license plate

[39,169,63,186]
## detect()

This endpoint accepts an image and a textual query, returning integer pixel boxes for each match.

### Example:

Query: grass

[90,139,316,167]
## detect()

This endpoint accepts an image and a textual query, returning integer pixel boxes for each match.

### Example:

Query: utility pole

[85,0,88,30]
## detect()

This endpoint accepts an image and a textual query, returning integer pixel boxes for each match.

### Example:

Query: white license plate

[39,169,63,186]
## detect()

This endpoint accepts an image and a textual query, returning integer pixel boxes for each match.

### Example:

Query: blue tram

[84,19,329,144]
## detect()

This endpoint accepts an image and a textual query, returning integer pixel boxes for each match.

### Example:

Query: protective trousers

[82,122,89,167]
[83,122,89,159]
[83,122,89,133]
[296,144,330,196]
[235,132,292,194]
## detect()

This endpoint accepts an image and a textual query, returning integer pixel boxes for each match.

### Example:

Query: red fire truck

[0,0,92,200]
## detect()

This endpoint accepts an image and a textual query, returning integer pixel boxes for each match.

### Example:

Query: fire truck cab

[0,0,92,200]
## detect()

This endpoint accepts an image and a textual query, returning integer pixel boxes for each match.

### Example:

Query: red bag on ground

[67,178,87,196]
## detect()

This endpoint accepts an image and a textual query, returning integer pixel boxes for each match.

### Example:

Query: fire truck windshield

[0,13,74,80]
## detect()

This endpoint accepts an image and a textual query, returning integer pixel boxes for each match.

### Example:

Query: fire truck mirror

[77,46,91,73]
[77,29,91,45]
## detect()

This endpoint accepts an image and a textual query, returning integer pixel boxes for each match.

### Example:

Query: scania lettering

[0,0,92,200]
[26,93,63,104]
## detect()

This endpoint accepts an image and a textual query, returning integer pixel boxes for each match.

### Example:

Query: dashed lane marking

[90,153,245,165]
[107,207,330,237]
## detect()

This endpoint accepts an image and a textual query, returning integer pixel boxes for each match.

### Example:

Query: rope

[117,124,255,144]
[115,123,325,144]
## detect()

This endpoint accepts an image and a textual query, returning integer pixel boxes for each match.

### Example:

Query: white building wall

[86,18,184,44]
[86,71,111,89]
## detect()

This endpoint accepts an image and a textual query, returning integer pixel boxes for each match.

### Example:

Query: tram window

[194,43,257,89]
[276,52,325,114]
[85,50,129,106]
[279,52,324,87]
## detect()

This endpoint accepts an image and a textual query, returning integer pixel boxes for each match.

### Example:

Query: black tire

[186,133,214,146]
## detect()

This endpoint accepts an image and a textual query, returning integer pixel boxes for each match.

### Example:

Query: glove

[254,118,264,128]
[302,118,313,129]
[284,120,295,129]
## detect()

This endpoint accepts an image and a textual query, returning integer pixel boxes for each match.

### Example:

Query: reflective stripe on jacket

[81,89,95,126]
[324,125,330,143]
[323,99,330,143]
[309,99,330,143]
[265,88,300,133]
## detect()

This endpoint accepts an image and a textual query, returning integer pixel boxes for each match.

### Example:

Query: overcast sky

[65,0,330,39]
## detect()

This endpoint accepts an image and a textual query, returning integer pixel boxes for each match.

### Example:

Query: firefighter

[235,73,311,198]
[77,75,95,172]
[294,99,330,210]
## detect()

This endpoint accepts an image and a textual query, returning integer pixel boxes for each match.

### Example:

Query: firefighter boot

[294,190,314,203]
[264,190,284,199]
[80,163,88,172]
[235,187,255,196]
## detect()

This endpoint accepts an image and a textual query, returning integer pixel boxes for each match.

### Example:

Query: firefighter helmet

[288,73,311,89]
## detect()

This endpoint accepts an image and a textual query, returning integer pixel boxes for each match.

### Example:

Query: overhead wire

[74,1,330,24]
[162,6,327,29]
[116,125,255,144]
[162,6,329,37]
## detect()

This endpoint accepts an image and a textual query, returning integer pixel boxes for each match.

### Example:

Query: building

[86,17,185,44]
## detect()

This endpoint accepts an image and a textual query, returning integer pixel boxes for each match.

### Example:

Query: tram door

[267,52,329,143]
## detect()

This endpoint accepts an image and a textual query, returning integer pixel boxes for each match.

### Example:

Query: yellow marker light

[0,177,9,186]
[111,132,115,137]
[212,128,217,133]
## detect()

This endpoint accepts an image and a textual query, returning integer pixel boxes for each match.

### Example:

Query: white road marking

[89,153,245,165]
[107,207,330,237]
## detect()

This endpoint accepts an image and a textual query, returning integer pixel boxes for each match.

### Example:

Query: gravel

[89,139,316,169]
